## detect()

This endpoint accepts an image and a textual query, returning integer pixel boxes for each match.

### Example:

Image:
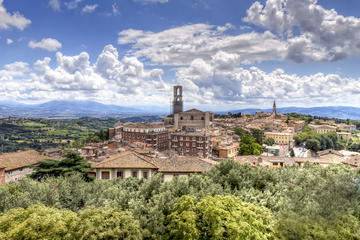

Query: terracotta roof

[183,108,204,113]
[151,156,217,173]
[0,150,48,171]
[92,151,158,169]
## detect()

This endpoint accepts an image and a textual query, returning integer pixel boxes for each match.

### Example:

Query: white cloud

[0,45,170,105]
[82,4,98,13]
[133,0,168,4]
[0,0,31,30]
[65,0,83,9]
[6,38,13,44]
[244,0,360,62]
[0,44,359,108]
[174,52,360,107]
[49,0,61,11]
[28,38,62,52]
[118,24,287,66]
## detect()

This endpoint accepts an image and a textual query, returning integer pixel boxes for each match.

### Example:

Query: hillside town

[0,85,359,184]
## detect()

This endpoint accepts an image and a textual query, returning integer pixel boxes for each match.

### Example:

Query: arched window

[201,116,204,120]
[180,116,183,120]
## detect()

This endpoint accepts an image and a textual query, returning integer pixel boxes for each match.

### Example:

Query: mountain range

[222,106,360,120]
[0,100,360,120]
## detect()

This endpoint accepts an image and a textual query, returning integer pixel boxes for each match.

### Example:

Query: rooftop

[0,150,48,171]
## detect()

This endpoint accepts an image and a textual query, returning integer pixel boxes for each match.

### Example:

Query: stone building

[170,130,212,158]
[264,132,293,145]
[174,109,213,130]
[0,150,48,183]
[172,85,183,114]
[309,125,337,134]
[110,122,169,151]
[288,120,305,133]
[91,151,158,180]
[164,85,214,130]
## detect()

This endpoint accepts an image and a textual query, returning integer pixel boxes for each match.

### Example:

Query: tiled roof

[0,150,48,171]
[92,151,158,169]
[151,156,217,173]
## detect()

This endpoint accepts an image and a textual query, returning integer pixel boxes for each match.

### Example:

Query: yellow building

[217,142,239,158]
[264,132,293,145]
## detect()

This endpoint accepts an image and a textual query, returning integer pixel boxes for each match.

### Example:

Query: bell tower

[173,85,183,114]
[273,100,277,115]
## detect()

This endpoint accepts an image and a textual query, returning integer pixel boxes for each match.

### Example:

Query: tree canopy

[30,150,91,180]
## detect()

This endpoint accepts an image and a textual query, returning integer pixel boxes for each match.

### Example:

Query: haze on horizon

[1,0,360,110]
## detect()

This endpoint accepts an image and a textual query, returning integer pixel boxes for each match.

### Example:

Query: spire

[272,100,277,115]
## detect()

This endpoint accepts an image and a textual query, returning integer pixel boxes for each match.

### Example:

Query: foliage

[167,195,276,240]
[30,150,91,181]
[294,128,344,151]
[265,138,275,146]
[239,133,263,155]
[1,160,360,239]
[0,204,78,240]
[250,128,264,145]
[76,207,142,240]
[0,204,142,240]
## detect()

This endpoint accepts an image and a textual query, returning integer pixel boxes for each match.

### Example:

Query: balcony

[172,139,178,142]
[197,141,204,144]
[172,145,178,148]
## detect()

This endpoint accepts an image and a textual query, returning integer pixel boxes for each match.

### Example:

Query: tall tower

[173,85,183,114]
[272,100,277,115]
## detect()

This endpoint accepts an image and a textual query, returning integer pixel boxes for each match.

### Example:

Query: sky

[1,0,360,111]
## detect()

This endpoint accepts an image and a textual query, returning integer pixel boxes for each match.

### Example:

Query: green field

[0,117,118,153]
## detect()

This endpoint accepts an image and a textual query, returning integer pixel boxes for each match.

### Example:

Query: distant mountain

[221,106,360,120]
[0,100,151,118]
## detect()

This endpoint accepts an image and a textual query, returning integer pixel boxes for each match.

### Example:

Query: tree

[76,207,142,240]
[265,138,275,146]
[305,138,321,151]
[250,128,264,145]
[239,133,263,155]
[167,195,276,240]
[30,150,91,180]
[0,204,78,240]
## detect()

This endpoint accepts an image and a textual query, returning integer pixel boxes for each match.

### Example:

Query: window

[273,162,278,166]
[101,171,110,179]
[117,171,123,179]
[132,171,138,178]
[186,148,190,152]
[180,117,183,120]
[201,116,204,120]
[192,143,196,147]
[186,142,189,146]
[143,171,149,179]
[180,142,183,146]
[191,115,194,120]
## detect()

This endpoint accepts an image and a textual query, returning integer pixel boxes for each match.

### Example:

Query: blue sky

[1,0,360,111]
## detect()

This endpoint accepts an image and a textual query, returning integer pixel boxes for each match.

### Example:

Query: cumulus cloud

[0,0,31,30]
[28,38,62,52]
[0,45,170,105]
[118,24,287,66]
[6,38,13,44]
[175,52,360,106]
[244,0,360,62]
[49,0,61,11]
[82,4,98,13]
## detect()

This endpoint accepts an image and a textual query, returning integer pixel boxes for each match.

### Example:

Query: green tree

[305,138,321,151]
[30,150,91,180]
[76,207,142,240]
[239,134,263,155]
[167,195,276,240]
[265,138,275,146]
[0,204,78,240]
